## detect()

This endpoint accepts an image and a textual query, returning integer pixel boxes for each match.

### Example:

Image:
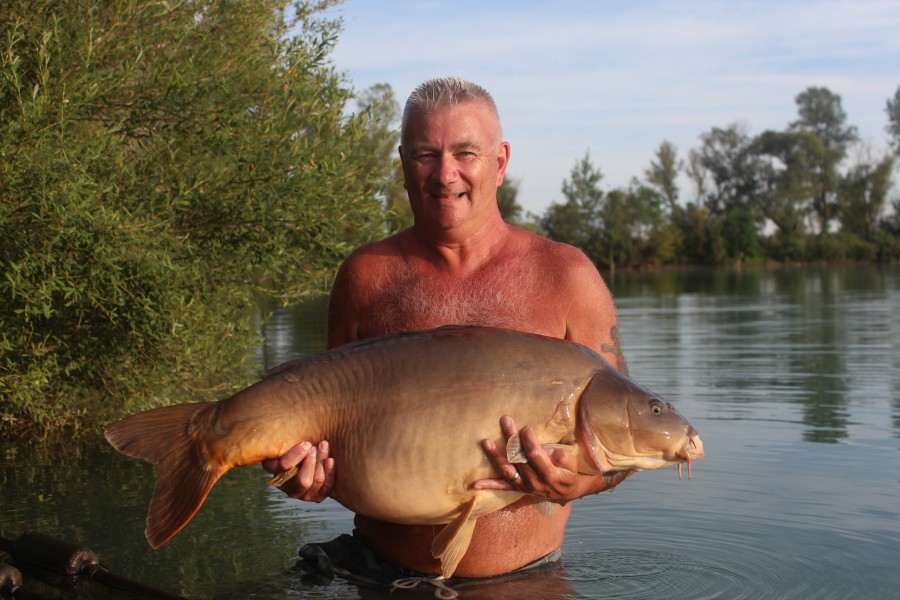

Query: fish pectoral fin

[268,465,298,487]
[506,433,526,463]
[431,496,479,579]
[507,435,576,464]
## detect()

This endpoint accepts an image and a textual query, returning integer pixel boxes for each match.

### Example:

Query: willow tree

[0,1,391,436]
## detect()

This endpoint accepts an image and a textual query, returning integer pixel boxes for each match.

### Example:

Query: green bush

[1,1,389,438]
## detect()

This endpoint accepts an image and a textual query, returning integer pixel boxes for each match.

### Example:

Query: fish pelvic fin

[431,496,478,579]
[104,402,224,549]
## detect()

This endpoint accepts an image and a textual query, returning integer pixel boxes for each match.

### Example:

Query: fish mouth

[676,433,705,481]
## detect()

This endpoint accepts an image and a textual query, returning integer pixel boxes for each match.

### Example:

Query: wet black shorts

[294,530,563,599]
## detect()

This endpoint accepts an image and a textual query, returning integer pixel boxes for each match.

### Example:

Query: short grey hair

[400,77,502,144]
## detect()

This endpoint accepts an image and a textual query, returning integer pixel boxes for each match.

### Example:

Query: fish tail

[105,402,224,548]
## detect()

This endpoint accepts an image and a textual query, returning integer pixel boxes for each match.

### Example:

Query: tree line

[533,86,900,270]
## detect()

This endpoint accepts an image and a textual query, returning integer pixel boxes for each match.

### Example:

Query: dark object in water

[0,531,186,599]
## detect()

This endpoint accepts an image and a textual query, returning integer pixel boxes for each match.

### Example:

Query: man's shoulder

[505,227,607,298]
[342,231,409,268]
[509,227,594,268]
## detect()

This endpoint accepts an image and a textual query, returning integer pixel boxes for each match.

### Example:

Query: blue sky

[321,1,900,216]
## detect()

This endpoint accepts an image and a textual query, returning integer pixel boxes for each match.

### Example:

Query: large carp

[105,326,704,578]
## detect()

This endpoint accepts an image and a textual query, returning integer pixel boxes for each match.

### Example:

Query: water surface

[2,265,898,599]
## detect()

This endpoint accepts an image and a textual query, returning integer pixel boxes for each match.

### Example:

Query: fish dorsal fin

[431,496,478,578]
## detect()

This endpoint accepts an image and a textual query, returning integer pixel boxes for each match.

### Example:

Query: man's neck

[411,214,511,276]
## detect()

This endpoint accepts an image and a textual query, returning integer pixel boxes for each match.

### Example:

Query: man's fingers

[476,437,522,491]
[481,438,503,462]
[262,441,312,475]
[499,415,518,438]
[317,457,336,500]
[297,446,318,489]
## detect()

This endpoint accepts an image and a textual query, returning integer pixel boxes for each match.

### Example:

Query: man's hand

[261,440,335,503]
[471,416,633,502]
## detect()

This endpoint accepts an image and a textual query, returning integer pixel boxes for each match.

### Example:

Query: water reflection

[611,266,900,445]
[255,295,329,371]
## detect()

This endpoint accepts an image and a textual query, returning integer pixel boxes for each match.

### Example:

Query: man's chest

[360,263,564,337]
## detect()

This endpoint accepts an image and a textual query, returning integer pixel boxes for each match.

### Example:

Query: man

[263,77,631,581]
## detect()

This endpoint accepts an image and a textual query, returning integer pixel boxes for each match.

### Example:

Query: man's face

[400,102,510,235]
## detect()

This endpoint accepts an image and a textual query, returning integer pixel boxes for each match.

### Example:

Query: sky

[320,0,900,217]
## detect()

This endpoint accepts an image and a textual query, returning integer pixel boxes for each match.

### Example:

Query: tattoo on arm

[601,326,629,376]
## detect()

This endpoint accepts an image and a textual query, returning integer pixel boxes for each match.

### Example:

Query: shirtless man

[262,77,631,579]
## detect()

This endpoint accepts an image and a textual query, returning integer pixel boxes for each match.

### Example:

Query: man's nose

[435,155,458,184]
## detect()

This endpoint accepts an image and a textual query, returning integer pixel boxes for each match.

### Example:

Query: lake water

[2,265,899,599]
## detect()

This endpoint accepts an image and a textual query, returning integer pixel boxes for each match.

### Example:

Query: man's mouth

[432,191,465,200]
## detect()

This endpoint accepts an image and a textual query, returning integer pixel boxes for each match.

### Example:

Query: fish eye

[650,399,664,415]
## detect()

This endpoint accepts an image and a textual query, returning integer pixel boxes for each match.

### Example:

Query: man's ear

[496,141,511,186]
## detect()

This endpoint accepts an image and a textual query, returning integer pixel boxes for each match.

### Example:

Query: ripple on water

[564,545,850,600]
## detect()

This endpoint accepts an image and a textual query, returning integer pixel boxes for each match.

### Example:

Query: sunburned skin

[364,242,548,336]
[331,225,627,363]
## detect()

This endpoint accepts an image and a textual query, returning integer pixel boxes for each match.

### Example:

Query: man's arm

[473,247,633,500]
[561,246,628,374]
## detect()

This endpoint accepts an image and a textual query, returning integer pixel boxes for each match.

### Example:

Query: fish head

[577,367,704,474]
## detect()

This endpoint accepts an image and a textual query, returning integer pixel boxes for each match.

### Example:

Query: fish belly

[327,380,582,524]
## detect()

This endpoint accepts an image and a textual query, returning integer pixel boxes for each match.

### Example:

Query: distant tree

[839,152,896,241]
[540,151,604,261]
[690,123,762,216]
[887,85,900,153]
[721,207,760,263]
[352,84,410,234]
[676,204,720,265]
[790,87,858,234]
[645,140,681,213]
[355,83,403,214]
[751,130,822,239]
[497,177,524,224]
[600,181,666,270]
[686,148,708,203]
